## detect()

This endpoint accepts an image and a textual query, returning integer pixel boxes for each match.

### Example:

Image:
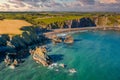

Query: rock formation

[4,55,11,66]
[13,59,18,66]
[4,54,19,69]
[30,47,52,66]
[52,35,62,44]
[64,35,74,44]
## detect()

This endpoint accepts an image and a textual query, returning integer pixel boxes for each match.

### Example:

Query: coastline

[44,26,120,39]
[1,26,120,67]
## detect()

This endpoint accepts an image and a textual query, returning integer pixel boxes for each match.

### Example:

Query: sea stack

[64,35,74,44]
[30,47,52,66]
[52,35,62,44]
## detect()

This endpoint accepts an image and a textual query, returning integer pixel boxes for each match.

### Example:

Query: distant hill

[0,19,32,35]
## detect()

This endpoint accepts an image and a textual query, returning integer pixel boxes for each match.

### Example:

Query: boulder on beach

[30,47,52,66]
[64,35,74,44]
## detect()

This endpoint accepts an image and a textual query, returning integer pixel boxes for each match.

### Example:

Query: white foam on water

[57,33,67,37]
[47,63,59,70]
[9,65,15,69]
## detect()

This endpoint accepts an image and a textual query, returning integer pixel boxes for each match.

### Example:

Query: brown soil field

[0,19,32,35]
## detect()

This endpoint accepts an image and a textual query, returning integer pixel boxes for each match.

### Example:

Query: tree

[11,35,26,50]
[0,34,10,46]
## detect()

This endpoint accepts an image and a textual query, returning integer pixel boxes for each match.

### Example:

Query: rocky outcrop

[52,35,62,44]
[4,55,11,66]
[79,18,96,27]
[4,54,19,69]
[64,35,74,44]
[51,34,74,44]
[30,47,52,66]
[70,18,96,28]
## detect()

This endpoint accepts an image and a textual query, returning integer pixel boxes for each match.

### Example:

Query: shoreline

[1,26,120,66]
[0,26,120,38]
[44,26,120,39]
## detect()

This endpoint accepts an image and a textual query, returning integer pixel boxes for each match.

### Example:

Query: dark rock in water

[52,35,62,44]
[30,47,52,66]
[64,35,74,44]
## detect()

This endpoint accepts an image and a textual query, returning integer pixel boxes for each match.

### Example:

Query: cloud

[99,0,117,4]
[94,0,120,12]
[0,0,34,11]
[0,0,120,12]
[76,0,95,5]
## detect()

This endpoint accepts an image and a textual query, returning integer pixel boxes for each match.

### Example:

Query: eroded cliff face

[92,15,120,27]
[47,17,96,29]
[70,18,96,28]
[47,16,120,29]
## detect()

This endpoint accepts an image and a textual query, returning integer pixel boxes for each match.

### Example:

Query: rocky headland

[30,46,52,66]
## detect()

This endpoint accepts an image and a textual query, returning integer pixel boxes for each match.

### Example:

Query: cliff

[46,16,120,29]
[47,17,96,29]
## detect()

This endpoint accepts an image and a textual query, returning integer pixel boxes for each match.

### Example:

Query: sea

[0,30,120,80]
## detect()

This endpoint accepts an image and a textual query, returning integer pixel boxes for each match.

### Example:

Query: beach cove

[0,30,120,80]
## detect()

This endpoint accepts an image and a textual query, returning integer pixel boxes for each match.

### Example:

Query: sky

[0,0,120,12]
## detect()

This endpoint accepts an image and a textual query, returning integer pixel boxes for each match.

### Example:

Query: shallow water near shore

[0,30,120,80]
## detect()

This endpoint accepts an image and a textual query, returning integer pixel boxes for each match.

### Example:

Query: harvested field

[0,19,32,35]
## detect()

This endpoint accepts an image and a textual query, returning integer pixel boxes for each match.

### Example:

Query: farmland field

[0,19,32,35]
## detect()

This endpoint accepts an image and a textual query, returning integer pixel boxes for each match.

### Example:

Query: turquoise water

[0,31,120,80]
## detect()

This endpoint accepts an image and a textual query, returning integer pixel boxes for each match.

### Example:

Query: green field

[0,12,120,29]
[34,15,83,25]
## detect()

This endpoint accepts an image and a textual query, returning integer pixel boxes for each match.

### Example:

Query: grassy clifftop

[33,15,84,25]
[0,12,91,27]
[0,12,120,31]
